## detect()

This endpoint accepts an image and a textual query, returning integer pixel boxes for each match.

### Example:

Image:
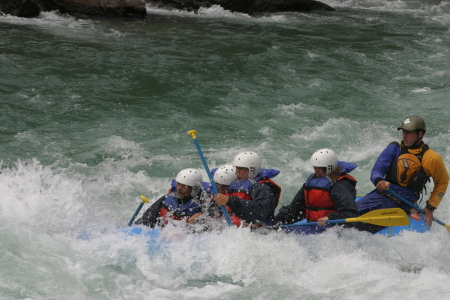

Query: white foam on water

[0,159,87,234]
[0,10,129,42]
[2,130,450,298]
[68,223,450,298]
[197,5,252,19]
[323,0,449,13]
[0,10,93,29]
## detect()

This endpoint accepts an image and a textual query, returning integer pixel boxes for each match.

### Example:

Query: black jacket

[227,181,279,224]
[134,193,200,228]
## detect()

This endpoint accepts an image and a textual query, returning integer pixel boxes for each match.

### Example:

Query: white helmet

[233,151,261,178]
[175,168,203,197]
[213,165,237,185]
[310,148,338,175]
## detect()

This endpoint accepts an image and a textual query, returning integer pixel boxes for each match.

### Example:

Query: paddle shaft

[281,218,398,227]
[128,196,149,226]
[128,203,145,226]
[280,217,405,228]
[385,188,450,230]
[188,130,232,226]
[280,208,409,228]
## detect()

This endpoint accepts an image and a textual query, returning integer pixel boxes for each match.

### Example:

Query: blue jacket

[370,143,422,202]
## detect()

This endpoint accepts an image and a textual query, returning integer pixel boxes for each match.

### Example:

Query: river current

[1,1,450,299]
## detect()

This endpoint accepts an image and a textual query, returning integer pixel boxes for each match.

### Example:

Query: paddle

[188,130,232,226]
[128,195,150,226]
[385,188,450,232]
[280,208,410,228]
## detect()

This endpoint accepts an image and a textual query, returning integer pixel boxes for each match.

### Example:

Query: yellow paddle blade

[187,130,197,139]
[444,224,450,233]
[139,195,150,203]
[347,208,410,226]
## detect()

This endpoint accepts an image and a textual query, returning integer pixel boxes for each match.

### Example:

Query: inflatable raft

[279,196,430,236]
[121,207,429,239]
[280,212,429,236]
[121,194,431,240]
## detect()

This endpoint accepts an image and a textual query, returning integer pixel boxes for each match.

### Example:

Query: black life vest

[385,142,430,193]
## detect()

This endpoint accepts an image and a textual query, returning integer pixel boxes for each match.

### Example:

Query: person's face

[313,167,327,178]
[402,129,422,147]
[176,182,192,198]
[215,183,228,194]
[235,167,249,181]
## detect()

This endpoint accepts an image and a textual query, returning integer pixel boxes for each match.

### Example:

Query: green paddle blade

[348,208,410,226]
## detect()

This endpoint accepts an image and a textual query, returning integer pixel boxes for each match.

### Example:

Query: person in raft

[213,164,238,195]
[275,148,358,234]
[135,168,206,228]
[356,116,449,230]
[208,164,237,215]
[213,151,282,227]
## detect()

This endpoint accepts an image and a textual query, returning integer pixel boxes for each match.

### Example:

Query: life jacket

[158,193,202,225]
[225,169,281,226]
[385,142,430,193]
[304,173,357,222]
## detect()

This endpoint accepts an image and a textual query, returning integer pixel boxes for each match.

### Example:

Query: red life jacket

[304,174,357,221]
[159,207,182,224]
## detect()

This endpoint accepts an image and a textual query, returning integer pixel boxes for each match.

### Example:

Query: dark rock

[1,0,334,19]
[1,0,42,17]
[34,0,59,11]
[310,0,335,11]
[54,0,147,17]
[148,0,335,14]
[1,0,147,17]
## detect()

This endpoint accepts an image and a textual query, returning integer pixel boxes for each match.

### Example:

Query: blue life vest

[159,194,202,222]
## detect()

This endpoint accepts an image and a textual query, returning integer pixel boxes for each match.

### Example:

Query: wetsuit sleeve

[422,150,449,208]
[134,195,165,228]
[274,186,306,225]
[227,182,278,224]
[327,179,358,220]
[370,143,399,185]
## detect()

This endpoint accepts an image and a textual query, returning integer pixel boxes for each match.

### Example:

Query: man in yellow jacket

[357,116,449,227]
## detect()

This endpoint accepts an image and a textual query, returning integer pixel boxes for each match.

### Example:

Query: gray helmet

[397,116,426,133]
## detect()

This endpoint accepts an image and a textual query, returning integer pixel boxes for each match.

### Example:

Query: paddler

[275,148,358,233]
[212,164,237,195]
[213,151,282,227]
[201,164,238,220]
[134,168,206,228]
[356,116,449,228]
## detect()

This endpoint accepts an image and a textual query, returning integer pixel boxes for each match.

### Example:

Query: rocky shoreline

[1,0,334,18]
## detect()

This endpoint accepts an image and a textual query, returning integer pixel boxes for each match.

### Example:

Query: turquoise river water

[1,1,450,299]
